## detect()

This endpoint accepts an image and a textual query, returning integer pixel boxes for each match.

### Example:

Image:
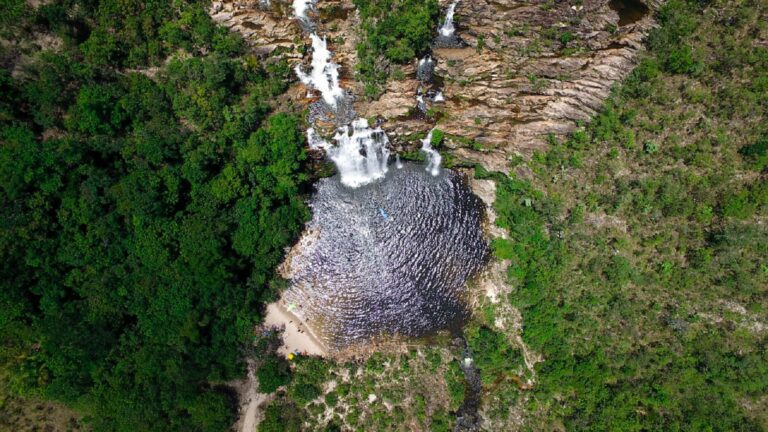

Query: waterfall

[295,34,345,107]
[439,0,460,37]
[309,119,391,188]
[293,1,397,188]
[417,55,434,83]
[421,129,442,176]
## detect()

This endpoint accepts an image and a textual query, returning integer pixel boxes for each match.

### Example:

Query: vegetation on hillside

[256,343,463,432]
[481,0,767,429]
[352,0,440,98]
[0,0,309,430]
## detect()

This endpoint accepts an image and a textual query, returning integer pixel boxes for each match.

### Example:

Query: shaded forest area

[1,1,309,430]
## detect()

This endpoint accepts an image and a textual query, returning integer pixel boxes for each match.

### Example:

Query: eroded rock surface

[209,0,303,56]
[364,0,657,171]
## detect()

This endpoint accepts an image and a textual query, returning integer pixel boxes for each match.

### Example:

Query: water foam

[293,0,313,20]
[421,129,442,176]
[295,34,345,107]
[309,119,391,188]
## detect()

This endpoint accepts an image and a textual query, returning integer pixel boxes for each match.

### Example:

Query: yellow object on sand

[288,353,295,361]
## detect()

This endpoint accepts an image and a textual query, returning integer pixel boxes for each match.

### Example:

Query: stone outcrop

[361,0,656,171]
[209,1,303,56]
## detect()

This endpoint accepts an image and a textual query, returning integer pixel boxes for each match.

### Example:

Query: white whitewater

[295,34,345,107]
[420,129,442,176]
[308,119,391,188]
[433,91,445,102]
[439,0,460,37]
[416,94,426,112]
[293,0,313,20]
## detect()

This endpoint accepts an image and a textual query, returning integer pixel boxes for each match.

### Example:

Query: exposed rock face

[442,0,652,153]
[209,0,303,56]
[211,0,657,172]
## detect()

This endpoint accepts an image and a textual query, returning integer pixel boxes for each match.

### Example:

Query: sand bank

[263,302,328,357]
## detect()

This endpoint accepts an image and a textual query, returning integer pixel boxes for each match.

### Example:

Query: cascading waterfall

[421,129,442,176]
[439,0,460,37]
[294,0,395,187]
[294,34,345,107]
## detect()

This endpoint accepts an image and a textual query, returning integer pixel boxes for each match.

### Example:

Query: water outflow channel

[287,1,487,349]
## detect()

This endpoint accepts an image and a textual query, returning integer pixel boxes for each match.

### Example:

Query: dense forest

[1,0,309,430]
[1,0,766,431]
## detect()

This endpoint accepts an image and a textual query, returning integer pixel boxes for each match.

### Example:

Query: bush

[289,382,321,405]
[353,0,439,95]
[257,357,292,393]
[739,135,768,171]
[260,398,303,432]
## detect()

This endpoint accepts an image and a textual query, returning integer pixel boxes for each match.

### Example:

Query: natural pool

[280,163,489,349]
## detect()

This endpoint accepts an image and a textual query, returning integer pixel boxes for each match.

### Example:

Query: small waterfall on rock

[435,0,461,47]
[439,0,459,37]
[416,93,427,113]
[421,129,442,176]
[417,55,435,83]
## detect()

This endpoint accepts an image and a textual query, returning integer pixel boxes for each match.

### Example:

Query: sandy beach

[263,302,328,357]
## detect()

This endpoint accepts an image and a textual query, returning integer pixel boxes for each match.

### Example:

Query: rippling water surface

[282,163,489,349]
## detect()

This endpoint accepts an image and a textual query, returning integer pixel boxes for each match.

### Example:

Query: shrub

[257,357,291,393]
